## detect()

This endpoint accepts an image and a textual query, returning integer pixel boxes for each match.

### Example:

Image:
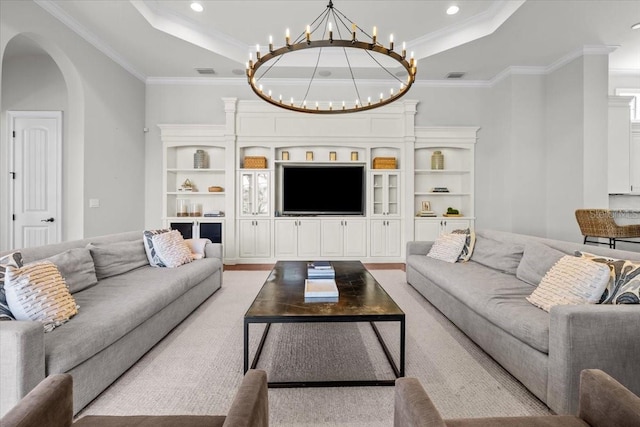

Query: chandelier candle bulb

[269,35,273,51]
[329,22,333,41]
[402,41,406,58]
[352,23,356,41]
[256,44,260,60]
[306,25,311,42]
[372,26,377,44]
[389,34,394,50]
[342,101,345,110]
[286,28,290,45]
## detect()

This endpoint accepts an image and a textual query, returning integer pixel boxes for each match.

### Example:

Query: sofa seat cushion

[44,258,221,374]
[407,255,550,353]
[74,415,227,427]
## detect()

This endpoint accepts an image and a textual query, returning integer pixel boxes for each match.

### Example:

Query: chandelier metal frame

[246,0,417,114]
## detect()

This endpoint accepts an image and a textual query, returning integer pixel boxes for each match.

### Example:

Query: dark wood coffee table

[243,260,405,387]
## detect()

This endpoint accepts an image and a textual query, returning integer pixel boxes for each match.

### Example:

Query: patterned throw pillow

[5,261,79,332]
[427,233,468,263]
[0,251,23,320]
[143,229,171,267]
[451,228,476,262]
[151,230,193,268]
[575,251,640,304]
[526,255,611,312]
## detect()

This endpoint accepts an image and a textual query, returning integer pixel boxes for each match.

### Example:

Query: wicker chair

[575,209,640,249]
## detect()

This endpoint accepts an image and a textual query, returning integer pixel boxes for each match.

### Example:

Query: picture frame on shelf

[421,201,431,212]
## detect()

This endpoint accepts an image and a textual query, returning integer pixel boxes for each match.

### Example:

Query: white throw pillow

[526,255,611,312]
[0,251,23,320]
[427,233,467,263]
[184,238,211,260]
[151,230,193,268]
[5,261,79,332]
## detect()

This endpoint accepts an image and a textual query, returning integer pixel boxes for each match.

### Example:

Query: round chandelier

[246,0,417,114]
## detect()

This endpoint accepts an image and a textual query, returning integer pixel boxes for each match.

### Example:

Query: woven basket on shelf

[372,157,397,169]
[244,156,267,168]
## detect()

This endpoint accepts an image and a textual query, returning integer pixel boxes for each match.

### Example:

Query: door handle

[41,217,55,223]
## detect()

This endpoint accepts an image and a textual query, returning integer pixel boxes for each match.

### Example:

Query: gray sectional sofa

[406,229,640,415]
[0,231,223,416]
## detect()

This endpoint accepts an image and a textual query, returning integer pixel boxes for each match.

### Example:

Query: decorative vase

[194,149,208,169]
[176,199,190,217]
[431,151,444,170]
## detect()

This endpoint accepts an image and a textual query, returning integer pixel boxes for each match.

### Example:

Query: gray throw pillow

[45,248,98,294]
[470,235,524,275]
[516,241,566,286]
[88,240,149,280]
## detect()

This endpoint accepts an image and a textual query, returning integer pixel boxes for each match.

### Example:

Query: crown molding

[34,0,146,82]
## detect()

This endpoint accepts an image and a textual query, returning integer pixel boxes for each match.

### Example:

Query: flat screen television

[282,165,365,215]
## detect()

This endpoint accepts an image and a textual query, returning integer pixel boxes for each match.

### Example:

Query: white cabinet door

[371,219,401,257]
[386,219,402,257]
[238,219,271,258]
[275,220,297,258]
[371,172,400,216]
[238,220,256,257]
[370,220,387,257]
[343,219,367,257]
[297,220,321,258]
[321,220,344,257]
[415,220,441,241]
[254,220,271,257]
[239,171,270,216]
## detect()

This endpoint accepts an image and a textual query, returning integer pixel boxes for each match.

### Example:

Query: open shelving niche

[411,127,479,241]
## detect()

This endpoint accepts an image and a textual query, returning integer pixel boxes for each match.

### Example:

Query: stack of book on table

[305,261,338,299]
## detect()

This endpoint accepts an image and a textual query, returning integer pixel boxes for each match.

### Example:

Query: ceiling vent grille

[195,68,216,75]
[446,72,465,79]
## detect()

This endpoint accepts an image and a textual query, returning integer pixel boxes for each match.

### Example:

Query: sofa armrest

[548,305,640,415]
[205,242,223,261]
[578,369,640,427]
[0,321,46,417]
[0,374,73,427]
[394,377,446,427]
[223,369,268,427]
[406,241,434,257]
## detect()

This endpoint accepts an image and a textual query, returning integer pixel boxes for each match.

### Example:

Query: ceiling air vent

[446,72,465,79]
[195,68,216,75]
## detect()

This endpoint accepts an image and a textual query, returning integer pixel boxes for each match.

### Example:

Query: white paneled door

[9,112,62,249]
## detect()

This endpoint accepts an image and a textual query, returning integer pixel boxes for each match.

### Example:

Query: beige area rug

[78,269,551,426]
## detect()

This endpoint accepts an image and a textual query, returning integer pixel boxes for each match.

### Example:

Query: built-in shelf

[167,192,226,195]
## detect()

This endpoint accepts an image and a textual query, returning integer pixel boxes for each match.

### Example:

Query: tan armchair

[1,370,268,427]
[575,209,640,249]
[394,369,640,427]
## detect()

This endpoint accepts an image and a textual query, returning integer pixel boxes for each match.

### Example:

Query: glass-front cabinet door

[240,171,270,216]
[371,172,400,216]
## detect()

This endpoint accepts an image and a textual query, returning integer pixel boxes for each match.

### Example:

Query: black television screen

[283,166,365,215]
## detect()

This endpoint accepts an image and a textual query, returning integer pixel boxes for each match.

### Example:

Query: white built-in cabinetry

[411,127,477,241]
[160,100,479,264]
[608,96,635,194]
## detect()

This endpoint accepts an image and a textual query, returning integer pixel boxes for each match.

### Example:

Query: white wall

[0,0,146,247]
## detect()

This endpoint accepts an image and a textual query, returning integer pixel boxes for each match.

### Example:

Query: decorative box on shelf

[244,156,267,168]
[372,157,397,169]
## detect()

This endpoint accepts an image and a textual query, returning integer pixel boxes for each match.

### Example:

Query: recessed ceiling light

[190,2,204,13]
[632,22,640,30]
[318,70,332,77]
[446,5,460,15]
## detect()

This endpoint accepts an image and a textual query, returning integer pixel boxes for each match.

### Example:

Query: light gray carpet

[78,269,552,425]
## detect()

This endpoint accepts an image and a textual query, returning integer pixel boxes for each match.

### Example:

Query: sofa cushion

[470,235,524,275]
[45,248,98,294]
[151,230,193,268]
[43,258,221,374]
[0,251,23,320]
[576,251,640,304]
[427,233,467,263]
[5,261,78,332]
[407,254,550,353]
[516,241,566,286]
[526,255,611,312]
[185,238,211,260]
[88,240,149,280]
